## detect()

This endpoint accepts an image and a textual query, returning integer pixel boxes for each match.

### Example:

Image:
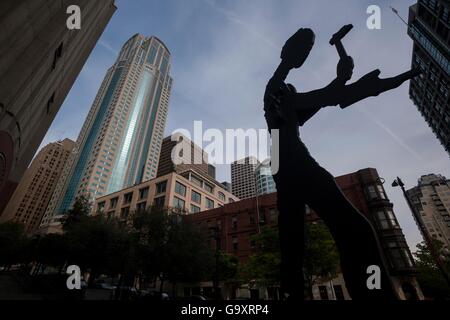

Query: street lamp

[392,176,450,287]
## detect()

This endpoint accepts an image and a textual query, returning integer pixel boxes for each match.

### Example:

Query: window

[204,183,213,193]
[232,236,238,251]
[333,285,345,300]
[218,192,225,201]
[123,192,133,205]
[232,216,238,230]
[206,197,214,209]
[46,92,55,114]
[319,286,329,300]
[52,42,63,69]
[173,197,185,210]
[136,201,146,212]
[388,243,414,269]
[376,209,399,230]
[190,204,200,213]
[366,185,378,200]
[249,234,256,248]
[121,207,130,219]
[191,190,201,204]
[190,175,202,187]
[139,187,149,200]
[377,184,387,199]
[175,181,186,197]
[110,197,118,209]
[156,180,167,194]
[154,196,165,208]
[97,201,105,213]
[269,208,278,223]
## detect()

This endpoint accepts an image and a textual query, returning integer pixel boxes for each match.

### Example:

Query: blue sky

[40,0,450,251]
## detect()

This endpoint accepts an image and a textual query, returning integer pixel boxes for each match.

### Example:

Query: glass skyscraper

[408,0,449,155]
[41,34,172,222]
[255,158,277,196]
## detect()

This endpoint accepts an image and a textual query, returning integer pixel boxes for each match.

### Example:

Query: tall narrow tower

[42,34,172,222]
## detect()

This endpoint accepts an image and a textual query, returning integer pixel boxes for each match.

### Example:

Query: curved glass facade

[58,67,123,213]
[108,70,155,193]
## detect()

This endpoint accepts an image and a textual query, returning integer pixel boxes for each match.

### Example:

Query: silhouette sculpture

[264,26,420,300]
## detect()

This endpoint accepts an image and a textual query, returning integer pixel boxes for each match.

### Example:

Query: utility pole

[210,226,222,300]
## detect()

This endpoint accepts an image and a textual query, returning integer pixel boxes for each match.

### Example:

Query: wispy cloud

[202,0,279,50]
[99,40,119,56]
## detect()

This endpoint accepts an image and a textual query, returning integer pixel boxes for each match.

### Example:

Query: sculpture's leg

[275,177,305,300]
[304,165,398,301]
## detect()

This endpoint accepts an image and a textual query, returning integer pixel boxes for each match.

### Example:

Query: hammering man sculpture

[264,25,420,300]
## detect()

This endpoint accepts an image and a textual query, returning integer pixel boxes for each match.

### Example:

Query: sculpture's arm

[338,69,421,108]
[289,69,420,111]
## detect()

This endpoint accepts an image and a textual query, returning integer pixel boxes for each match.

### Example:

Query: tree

[62,195,91,232]
[413,240,450,300]
[131,207,215,297]
[0,221,29,269]
[304,221,340,299]
[239,226,281,288]
[239,222,340,299]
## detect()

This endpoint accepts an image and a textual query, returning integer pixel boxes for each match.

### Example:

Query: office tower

[408,0,450,155]
[157,134,211,178]
[0,139,75,233]
[188,168,423,300]
[208,164,216,180]
[255,158,276,196]
[406,174,450,249]
[0,0,116,214]
[41,34,172,224]
[93,169,237,219]
[231,156,259,199]
[221,181,232,193]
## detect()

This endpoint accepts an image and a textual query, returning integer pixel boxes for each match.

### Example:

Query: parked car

[181,295,209,301]
[138,290,170,301]
[93,278,117,290]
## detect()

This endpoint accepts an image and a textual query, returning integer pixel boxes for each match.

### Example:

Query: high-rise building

[208,164,216,180]
[157,134,211,178]
[0,139,75,233]
[407,0,450,155]
[187,168,424,300]
[221,181,232,193]
[231,156,259,199]
[406,174,450,249]
[255,158,276,196]
[41,34,172,224]
[0,0,116,214]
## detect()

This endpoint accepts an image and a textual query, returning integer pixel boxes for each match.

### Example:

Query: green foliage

[216,252,239,281]
[239,222,340,296]
[239,226,281,286]
[132,207,215,286]
[304,222,340,289]
[0,221,28,267]
[0,201,216,293]
[413,240,450,300]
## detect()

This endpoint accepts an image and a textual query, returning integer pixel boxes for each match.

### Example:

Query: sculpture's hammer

[329,24,353,59]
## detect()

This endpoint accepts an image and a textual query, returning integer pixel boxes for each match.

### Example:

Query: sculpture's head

[281,28,315,69]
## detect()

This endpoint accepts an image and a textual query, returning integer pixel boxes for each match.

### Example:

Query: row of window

[174,181,217,210]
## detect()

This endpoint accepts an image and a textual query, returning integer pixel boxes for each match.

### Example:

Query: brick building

[186,168,424,300]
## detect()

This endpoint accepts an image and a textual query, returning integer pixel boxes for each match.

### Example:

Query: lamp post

[392,176,450,287]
